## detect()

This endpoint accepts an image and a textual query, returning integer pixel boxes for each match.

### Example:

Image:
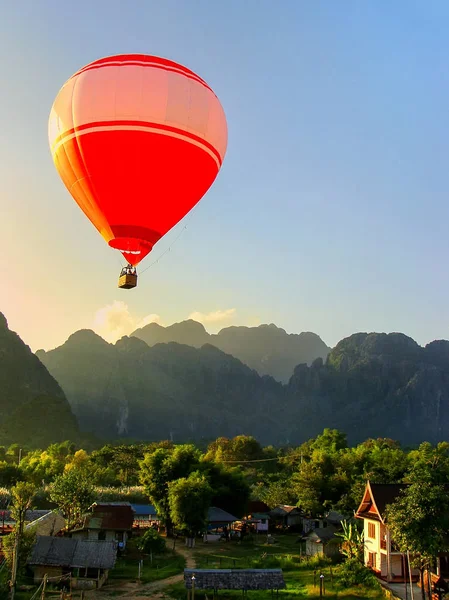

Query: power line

[221,457,280,464]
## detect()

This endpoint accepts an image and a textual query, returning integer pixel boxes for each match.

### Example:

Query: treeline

[2,429,449,517]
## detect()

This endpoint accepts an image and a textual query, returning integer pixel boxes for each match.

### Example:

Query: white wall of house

[306,540,323,556]
[255,519,269,532]
[363,518,380,571]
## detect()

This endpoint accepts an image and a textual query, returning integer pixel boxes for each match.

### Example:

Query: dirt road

[85,544,195,600]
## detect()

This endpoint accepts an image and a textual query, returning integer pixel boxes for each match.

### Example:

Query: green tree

[49,469,95,528]
[386,482,449,600]
[10,482,36,535]
[168,471,213,544]
[136,528,166,554]
[201,462,250,518]
[2,527,36,573]
[140,444,201,536]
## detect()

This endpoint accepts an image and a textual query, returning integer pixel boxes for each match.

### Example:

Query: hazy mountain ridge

[0,313,80,447]
[131,320,331,383]
[35,323,449,447]
[37,331,285,444]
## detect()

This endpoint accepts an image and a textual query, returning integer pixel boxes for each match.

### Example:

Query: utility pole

[407,551,415,600]
[9,529,20,600]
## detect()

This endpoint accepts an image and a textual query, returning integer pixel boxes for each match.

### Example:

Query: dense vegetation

[2,430,449,520]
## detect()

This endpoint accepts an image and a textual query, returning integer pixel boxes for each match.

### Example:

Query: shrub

[337,557,380,588]
[136,528,166,555]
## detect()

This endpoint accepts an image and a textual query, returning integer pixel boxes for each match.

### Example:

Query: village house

[28,536,116,589]
[70,502,134,549]
[268,505,302,529]
[306,524,339,557]
[355,481,421,583]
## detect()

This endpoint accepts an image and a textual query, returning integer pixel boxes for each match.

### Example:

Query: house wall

[306,540,323,556]
[287,514,302,527]
[255,520,269,532]
[364,518,380,572]
[32,566,62,584]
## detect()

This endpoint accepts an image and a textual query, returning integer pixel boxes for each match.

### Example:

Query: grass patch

[108,551,185,584]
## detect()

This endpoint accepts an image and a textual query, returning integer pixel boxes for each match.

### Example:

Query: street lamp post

[192,574,196,600]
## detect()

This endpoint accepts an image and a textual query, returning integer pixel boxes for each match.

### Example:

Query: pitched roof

[269,505,300,517]
[208,507,237,523]
[28,537,117,569]
[325,510,347,525]
[356,482,407,523]
[307,524,338,543]
[25,511,66,536]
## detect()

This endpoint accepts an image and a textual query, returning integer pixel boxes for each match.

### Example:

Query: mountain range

[2,311,449,448]
[131,320,331,383]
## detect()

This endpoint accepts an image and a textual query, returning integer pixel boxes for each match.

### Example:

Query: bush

[136,528,166,554]
[337,557,380,588]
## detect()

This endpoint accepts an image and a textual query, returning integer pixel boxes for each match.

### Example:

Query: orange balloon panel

[48,54,228,265]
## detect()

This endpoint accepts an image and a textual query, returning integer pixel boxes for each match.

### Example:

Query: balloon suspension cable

[138,223,189,276]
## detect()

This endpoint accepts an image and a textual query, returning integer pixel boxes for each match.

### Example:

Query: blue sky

[1,0,449,351]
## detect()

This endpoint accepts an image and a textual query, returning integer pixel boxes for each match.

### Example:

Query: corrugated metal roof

[131,504,158,516]
[28,537,117,569]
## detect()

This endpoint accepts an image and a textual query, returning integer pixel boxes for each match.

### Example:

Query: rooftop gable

[355,481,407,524]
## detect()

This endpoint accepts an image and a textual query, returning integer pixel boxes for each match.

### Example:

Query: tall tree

[49,469,95,528]
[168,471,213,545]
[140,444,201,535]
[386,442,449,600]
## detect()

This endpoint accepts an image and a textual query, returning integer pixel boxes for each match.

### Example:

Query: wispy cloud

[188,308,236,324]
[93,301,161,342]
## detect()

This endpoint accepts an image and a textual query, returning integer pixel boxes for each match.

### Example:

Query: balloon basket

[118,273,138,289]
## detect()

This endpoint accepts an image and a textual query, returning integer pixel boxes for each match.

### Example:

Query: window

[368,522,376,539]
[98,530,106,541]
[368,552,376,569]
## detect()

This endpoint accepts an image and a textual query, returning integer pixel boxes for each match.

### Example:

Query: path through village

[86,544,196,600]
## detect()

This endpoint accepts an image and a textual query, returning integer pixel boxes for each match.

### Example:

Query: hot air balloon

[48,54,228,289]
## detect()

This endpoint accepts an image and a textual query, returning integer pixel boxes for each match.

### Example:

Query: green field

[109,550,186,584]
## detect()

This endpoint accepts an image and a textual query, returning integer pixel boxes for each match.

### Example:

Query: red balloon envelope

[48,54,228,266]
